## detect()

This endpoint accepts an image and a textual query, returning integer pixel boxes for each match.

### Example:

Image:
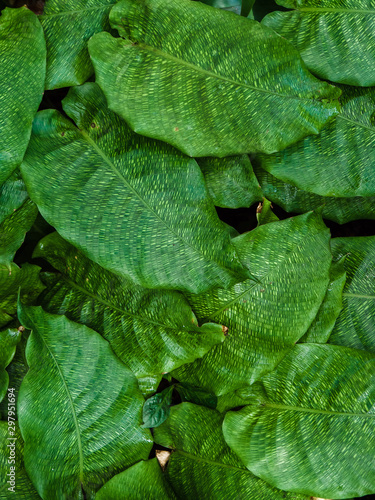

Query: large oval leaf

[21,82,247,293]
[40,0,115,89]
[154,403,309,499]
[173,212,332,395]
[0,7,46,186]
[329,236,375,353]
[34,232,226,378]
[88,0,340,157]
[223,343,375,498]
[263,0,375,86]
[253,162,375,224]
[17,304,153,500]
[256,85,375,198]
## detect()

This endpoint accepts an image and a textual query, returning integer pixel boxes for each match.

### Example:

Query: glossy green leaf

[34,232,227,378]
[223,343,375,498]
[256,86,375,198]
[0,328,21,402]
[299,257,346,343]
[197,155,262,208]
[21,82,247,293]
[88,0,340,157]
[96,459,176,500]
[0,423,41,500]
[0,264,45,329]
[154,403,309,499]
[173,212,332,395]
[17,304,152,500]
[263,0,375,86]
[0,7,46,186]
[329,236,375,353]
[40,0,115,90]
[253,162,375,224]
[142,386,174,428]
[0,200,37,266]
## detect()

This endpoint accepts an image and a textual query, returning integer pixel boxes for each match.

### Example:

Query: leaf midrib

[338,114,375,134]
[297,7,374,14]
[79,129,240,280]
[38,331,84,482]
[40,5,112,19]
[174,450,245,472]
[201,226,324,321]
[343,292,375,300]
[57,273,197,332]
[136,43,327,102]
[263,401,375,418]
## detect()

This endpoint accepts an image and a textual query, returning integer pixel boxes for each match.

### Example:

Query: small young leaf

[142,386,174,428]
[89,0,340,157]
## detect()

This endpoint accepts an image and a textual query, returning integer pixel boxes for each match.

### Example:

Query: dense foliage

[0,0,374,498]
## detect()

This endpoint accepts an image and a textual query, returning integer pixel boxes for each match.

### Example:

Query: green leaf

[142,386,174,428]
[154,403,309,499]
[0,7,46,186]
[241,0,255,16]
[0,264,45,329]
[138,375,162,398]
[256,85,375,198]
[40,0,116,90]
[216,389,252,412]
[262,0,375,86]
[96,459,176,499]
[0,328,21,402]
[21,82,247,293]
[0,170,29,226]
[299,257,346,343]
[253,162,375,224]
[0,422,41,499]
[328,236,375,353]
[173,212,332,395]
[0,200,37,266]
[0,339,28,420]
[88,0,340,157]
[17,304,153,500]
[34,232,227,378]
[199,0,242,15]
[174,383,218,409]
[197,155,262,208]
[252,0,288,21]
[223,343,375,499]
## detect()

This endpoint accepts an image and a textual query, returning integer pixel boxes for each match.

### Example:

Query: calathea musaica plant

[0,0,375,498]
